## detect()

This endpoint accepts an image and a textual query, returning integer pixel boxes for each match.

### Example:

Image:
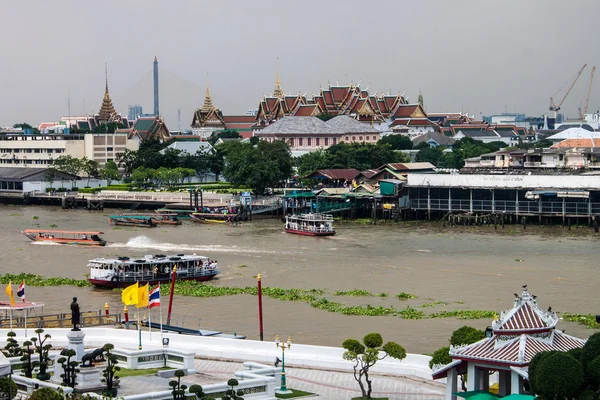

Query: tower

[98,64,117,123]
[153,56,159,117]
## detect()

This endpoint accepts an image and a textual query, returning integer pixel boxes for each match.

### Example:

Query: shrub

[29,387,62,400]
[582,332,600,368]
[45,188,55,192]
[534,352,584,399]
[429,346,452,369]
[569,347,584,362]
[0,377,17,399]
[586,356,600,392]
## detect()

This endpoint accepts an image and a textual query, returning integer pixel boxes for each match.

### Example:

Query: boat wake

[109,235,286,254]
[31,241,61,246]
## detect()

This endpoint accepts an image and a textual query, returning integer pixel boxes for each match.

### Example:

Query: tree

[581,332,600,368]
[378,134,413,150]
[131,167,154,188]
[222,378,245,400]
[81,157,100,186]
[450,326,485,346]
[28,387,62,400]
[169,369,188,400]
[429,346,451,369]
[585,356,600,392]
[208,129,241,146]
[100,160,121,186]
[116,149,139,175]
[58,349,80,388]
[53,155,83,176]
[315,112,335,121]
[31,328,52,381]
[222,140,293,194]
[296,149,331,179]
[13,123,40,134]
[101,343,120,398]
[342,332,406,399]
[0,377,17,399]
[92,122,124,134]
[532,351,584,399]
[415,147,444,166]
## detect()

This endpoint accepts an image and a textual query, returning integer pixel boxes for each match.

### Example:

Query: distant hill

[114,69,245,131]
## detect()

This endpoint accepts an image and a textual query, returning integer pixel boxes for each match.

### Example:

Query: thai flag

[148,285,160,309]
[17,282,25,302]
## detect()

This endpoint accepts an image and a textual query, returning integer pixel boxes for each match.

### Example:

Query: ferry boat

[190,213,238,225]
[109,215,157,228]
[284,213,335,236]
[21,230,107,246]
[87,254,219,288]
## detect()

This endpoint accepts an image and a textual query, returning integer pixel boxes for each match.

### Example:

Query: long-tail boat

[21,230,107,246]
[120,213,182,225]
[109,216,157,228]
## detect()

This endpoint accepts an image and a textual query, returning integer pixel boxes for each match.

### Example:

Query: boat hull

[285,228,336,237]
[88,273,218,288]
[23,235,106,246]
[109,218,156,228]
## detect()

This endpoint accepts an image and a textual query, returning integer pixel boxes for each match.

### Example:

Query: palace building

[190,84,255,139]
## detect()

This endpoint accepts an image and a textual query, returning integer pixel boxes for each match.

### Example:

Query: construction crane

[580,66,596,119]
[549,63,587,118]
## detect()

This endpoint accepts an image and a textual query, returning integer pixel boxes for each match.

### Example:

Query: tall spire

[418,89,424,107]
[98,63,117,122]
[201,83,215,113]
[273,58,284,98]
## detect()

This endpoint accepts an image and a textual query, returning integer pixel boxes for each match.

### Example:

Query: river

[1,204,598,354]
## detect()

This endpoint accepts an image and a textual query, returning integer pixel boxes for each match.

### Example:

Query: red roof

[293,104,319,117]
[323,91,334,106]
[223,115,256,123]
[497,302,548,332]
[392,104,419,118]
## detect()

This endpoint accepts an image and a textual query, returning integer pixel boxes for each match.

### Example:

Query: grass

[276,389,316,399]
[116,367,172,377]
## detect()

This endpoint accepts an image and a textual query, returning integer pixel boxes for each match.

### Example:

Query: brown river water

[1,204,599,354]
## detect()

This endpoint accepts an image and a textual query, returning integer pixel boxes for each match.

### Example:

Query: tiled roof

[223,115,256,123]
[551,138,600,148]
[133,118,156,132]
[547,128,600,140]
[325,116,379,133]
[256,115,379,135]
[381,162,436,171]
[412,131,456,146]
[304,169,360,181]
[163,141,213,155]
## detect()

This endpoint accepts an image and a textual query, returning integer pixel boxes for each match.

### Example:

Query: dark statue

[71,297,81,331]
[81,348,105,367]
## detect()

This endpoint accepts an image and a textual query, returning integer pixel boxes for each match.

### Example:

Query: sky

[1,0,600,129]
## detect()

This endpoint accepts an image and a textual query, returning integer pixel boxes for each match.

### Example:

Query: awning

[283,192,315,199]
[525,190,590,200]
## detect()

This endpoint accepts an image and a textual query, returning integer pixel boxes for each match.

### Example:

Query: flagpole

[159,284,164,345]
[24,309,27,338]
[148,305,152,341]
[138,308,142,350]
[9,308,12,331]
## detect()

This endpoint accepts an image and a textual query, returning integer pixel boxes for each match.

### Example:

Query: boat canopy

[22,229,104,235]
[283,192,315,199]
[525,190,590,200]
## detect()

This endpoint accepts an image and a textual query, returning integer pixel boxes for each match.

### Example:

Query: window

[13,149,20,153]
[298,138,303,146]
[359,136,363,141]
[315,138,320,146]
[324,138,329,146]
[333,138,337,145]
[34,149,40,153]
[107,147,113,152]
[307,138,312,147]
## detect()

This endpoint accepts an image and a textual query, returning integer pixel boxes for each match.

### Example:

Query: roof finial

[274,57,284,98]
[105,63,108,93]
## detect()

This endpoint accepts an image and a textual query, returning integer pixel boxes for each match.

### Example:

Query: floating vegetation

[421,301,449,308]
[396,292,417,300]
[562,313,600,329]
[429,310,496,319]
[0,273,90,288]
[49,224,57,228]
[8,213,22,217]
[237,264,248,268]
[397,306,426,320]
[334,289,388,297]
[32,216,39,220]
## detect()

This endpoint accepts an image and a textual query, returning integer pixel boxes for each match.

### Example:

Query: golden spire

[273,58,284,98]
[201,83,215,113]
[98,63,116,121]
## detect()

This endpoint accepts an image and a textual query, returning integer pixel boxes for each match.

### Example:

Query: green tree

[31,328,52,381]
[102,343,120,398]
[296,149,331,179]
[222,140,292,194]
[0,377,17,399]
[81,157,100,186]
[100,160,121,186]
[581,332,600,368]
[378,134,413,150]
[533,351,584,399]
[116,149,139,175]
[222,378,245,400]
[169,369,188,400]
[415,147,444,166]
[58,348,80,388]
[53,155,83,176]
[131,167,154,188]
[13,122,40,134]
[585,356,600,392]
[450,326,485,346]
[315,112,335,121]
[92,122,124,133]
[28,387,62,400]
[429,346,451,369]
[342,332,406,399]
[177,167,196,184]
[208,129,241,146]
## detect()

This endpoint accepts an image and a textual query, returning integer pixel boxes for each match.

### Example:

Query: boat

[190,214,227,224]
[284,213,336,236]
[21,230,107,246]
[87,254,219,288]
[109,216,157,228]
[120,213,182,225]
[155,208,194,219]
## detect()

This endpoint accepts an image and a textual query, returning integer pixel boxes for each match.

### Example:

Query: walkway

[117,358,445,399]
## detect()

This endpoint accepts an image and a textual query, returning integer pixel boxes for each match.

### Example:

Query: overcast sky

[2,0,600,129]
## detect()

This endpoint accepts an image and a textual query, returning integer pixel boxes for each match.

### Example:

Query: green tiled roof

[134,119,155,132]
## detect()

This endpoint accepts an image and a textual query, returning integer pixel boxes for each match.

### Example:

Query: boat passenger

[82,234,88,240]
[91,235,100,241]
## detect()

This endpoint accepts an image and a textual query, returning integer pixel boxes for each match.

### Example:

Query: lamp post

[275,335,291,392]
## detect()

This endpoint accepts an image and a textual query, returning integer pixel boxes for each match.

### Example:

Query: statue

[71,297,81,331]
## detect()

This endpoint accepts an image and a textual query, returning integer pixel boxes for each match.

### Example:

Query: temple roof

[442,287,586,370]
[98,67,118,122]
[201,85,216,113]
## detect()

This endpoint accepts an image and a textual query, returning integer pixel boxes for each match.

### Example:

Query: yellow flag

[5,281,14,307]
[136,283,149,308]
[122,282,139,306]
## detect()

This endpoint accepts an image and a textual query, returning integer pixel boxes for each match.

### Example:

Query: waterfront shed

[0,167,79,192]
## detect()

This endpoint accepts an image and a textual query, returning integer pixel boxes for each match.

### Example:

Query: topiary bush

[535,352,584,400]
[586,355,600,392]
[449,326,485,346]
[429,346,452,369]
[528,351,559,395]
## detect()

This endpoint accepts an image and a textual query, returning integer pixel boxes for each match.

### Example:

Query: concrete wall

[407,173,600,190]
[0,327,434,380]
